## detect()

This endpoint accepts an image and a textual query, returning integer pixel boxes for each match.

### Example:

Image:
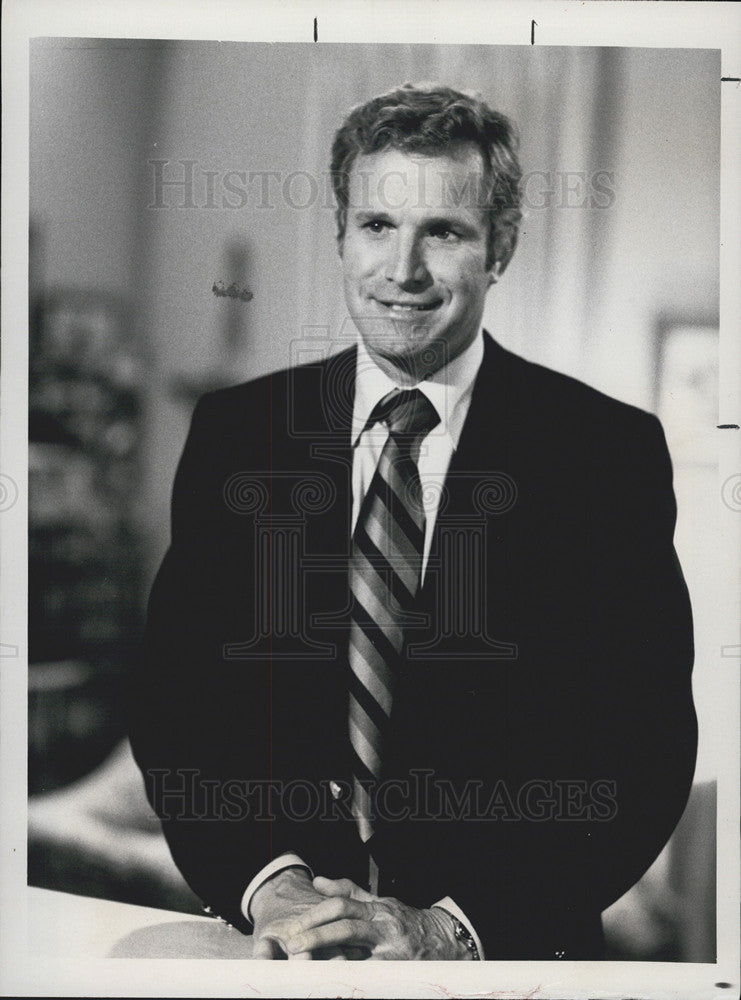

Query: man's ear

[489,210,520,279]
[487,262,501,286]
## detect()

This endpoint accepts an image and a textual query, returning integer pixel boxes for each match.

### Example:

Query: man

[129,84,697,960]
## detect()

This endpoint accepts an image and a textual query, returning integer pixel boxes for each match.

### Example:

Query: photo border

[2,2,739,997]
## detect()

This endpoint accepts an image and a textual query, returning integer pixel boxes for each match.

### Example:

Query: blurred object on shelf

[28,661,125,795]
[29,276,145,792]
[28,442,140,666]
[31,286,141,389]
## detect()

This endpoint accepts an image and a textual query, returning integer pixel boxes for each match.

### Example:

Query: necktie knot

[371,388,440,439]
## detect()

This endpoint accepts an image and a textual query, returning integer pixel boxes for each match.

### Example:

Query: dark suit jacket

[129,333,697,959]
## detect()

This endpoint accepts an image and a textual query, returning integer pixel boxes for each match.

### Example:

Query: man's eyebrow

[351,210,393,224]
[424,214,476,229]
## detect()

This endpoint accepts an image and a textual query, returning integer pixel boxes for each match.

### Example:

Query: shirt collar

[351,329,485,448]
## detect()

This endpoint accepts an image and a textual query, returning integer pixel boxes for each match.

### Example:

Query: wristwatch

[435,906,481,961]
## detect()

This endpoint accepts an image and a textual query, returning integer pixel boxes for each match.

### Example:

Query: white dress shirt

[241,331,486,958]
[350,330,484,579]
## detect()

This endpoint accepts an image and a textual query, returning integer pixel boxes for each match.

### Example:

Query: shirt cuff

[240,853,314,924]
[432,896,485,960]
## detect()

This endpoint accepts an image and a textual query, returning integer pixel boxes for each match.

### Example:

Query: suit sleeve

[414,412,697,958]
[128,394,319,931]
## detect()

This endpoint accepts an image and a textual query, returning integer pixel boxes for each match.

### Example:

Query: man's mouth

[376,299,442,312]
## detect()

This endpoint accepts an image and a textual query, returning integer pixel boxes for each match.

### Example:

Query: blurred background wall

[28,39,719,961]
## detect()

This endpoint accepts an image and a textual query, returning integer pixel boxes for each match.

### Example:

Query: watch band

[435,906,481,961]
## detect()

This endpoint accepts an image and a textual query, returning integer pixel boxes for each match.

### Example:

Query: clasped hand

[251,868,466,960]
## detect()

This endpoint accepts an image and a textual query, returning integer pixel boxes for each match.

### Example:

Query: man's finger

[286,918,378,955]
[313,876,375,902]
[284,895,369,940]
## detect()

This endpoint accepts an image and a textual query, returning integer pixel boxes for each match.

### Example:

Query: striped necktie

[348,388,440,870]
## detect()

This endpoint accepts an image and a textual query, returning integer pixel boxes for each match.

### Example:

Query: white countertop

[26,886,254,959]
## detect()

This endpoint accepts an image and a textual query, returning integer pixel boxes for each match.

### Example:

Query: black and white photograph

[1,1,739,997]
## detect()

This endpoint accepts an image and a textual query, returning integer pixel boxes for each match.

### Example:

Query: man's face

[339,144,497,381]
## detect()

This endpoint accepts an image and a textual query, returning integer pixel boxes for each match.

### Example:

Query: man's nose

[385,234,429,287]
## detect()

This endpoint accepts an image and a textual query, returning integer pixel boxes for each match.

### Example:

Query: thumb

[312,876,375,902]
[252,938,277,960]
[252,935,283,960]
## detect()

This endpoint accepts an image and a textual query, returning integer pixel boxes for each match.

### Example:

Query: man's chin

[363,336,453,382]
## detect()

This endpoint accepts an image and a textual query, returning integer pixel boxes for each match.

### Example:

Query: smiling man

[130,84,697,961]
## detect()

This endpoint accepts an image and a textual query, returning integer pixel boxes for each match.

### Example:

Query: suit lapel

[302,345,355,561]
[422,332,516,601]
[297,345,356,661]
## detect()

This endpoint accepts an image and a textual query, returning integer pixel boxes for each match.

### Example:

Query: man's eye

[428,224,459,241]
[363,219,390,234]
